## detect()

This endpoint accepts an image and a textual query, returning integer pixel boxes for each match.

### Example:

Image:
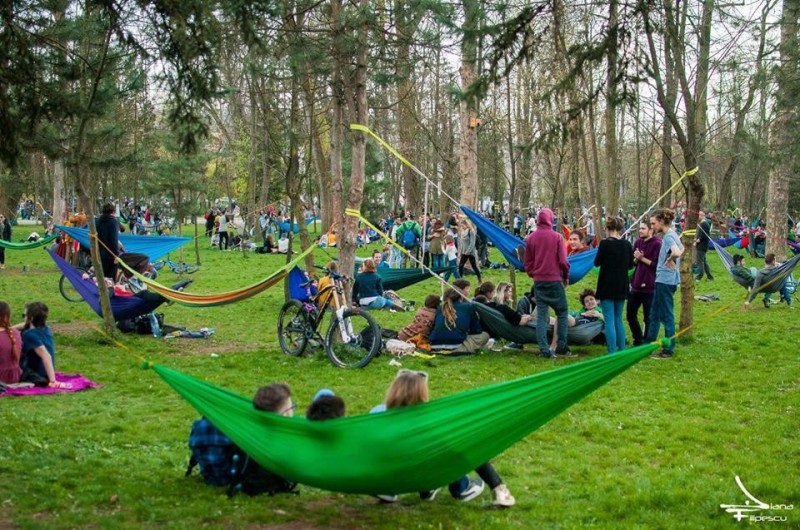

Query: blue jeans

[444,258,461,280]
[599,299,626,353]
[389,247,403,268]
[365,296,393,310]
[644,283,677,354]
[431,253,445,269]
[534,281,568,353]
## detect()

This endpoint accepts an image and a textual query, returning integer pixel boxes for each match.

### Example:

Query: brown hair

[362,259,376,273]
[474,281,496,299]
[385,370,429,409]
[606,216,624,233]
[651,208,675,225]
[765,253,776,265]
[253,383,292,412]
[0,302,18,363]
[25,302,48,328]
[441,288,462,329]
[579,288,596,306]
[423,294,441,309]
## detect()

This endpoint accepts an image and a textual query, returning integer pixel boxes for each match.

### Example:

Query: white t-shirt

[218,215,229,232]
[445,243,458,261]
[278,237,289,253]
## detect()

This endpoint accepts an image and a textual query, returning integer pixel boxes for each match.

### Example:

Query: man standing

[395,213,422,267]
[645,209,684,358]
[0,213,11,270]
[523,208,571,358]
[627,221,661,346]
[694,211,714,281]
[96,203,121,280]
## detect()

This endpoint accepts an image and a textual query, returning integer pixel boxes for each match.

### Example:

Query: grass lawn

[1,225,797,529]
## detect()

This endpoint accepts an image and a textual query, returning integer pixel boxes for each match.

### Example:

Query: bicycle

[153,257,199,275]
[277,267,382,368]
[59,251,92,302]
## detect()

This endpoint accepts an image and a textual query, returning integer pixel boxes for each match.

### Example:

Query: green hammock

[153,341,660,494]
[0,234,57,250]
[377,266,453,291]
[474,302,604,346]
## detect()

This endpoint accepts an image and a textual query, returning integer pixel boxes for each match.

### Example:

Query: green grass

[1,225,798,529]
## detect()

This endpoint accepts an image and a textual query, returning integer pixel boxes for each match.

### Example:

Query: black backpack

[227,453,298,497]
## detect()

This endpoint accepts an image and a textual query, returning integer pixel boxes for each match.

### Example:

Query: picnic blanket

[0,373,101,397]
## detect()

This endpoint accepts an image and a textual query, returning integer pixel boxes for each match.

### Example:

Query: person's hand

[665,259,676,270]
[49,380,72,389]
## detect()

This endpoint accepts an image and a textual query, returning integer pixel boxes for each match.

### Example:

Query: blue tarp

[58,225,191,261]
[460,206,597,285]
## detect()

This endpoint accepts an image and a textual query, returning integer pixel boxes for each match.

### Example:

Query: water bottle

[149,313,161,338]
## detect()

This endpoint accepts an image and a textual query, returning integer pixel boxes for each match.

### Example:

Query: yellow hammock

[115,245,315,307]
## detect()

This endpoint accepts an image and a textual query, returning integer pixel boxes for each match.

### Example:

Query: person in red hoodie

[523,208,572,358]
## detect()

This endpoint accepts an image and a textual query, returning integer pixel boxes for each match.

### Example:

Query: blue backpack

[401,223,419,249]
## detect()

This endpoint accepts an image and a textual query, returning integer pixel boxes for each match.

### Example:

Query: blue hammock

[57,225,191,261]
[460,206,597,284]
[277,217,317,234]
[50,250,189,321]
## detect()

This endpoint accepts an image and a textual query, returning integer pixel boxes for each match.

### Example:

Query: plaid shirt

[189,418,234,485]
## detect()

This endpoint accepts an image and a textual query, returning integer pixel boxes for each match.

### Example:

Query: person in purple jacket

[627,221,662,346]
[523,208,572,358]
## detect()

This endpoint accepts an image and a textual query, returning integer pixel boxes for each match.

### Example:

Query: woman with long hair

[457,220,482,283]
[0,301,22,384]
[428,286,489,354]
[352,259,404,311]
[594,216,634,354]
[373,370,515,506]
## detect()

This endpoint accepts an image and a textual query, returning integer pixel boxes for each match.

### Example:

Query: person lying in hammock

[369,369,515,507]
[571,289,604,324]
[744,253,793,308]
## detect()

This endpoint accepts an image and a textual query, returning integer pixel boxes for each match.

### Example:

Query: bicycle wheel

[152,260,165,271]
[278,300,311,356]
[324,308,381,368]
[59,272,84,302]
[182,264,199,274]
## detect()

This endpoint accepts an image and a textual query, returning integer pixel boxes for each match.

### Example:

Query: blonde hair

[385,371,429,409]
[494,282,512,305]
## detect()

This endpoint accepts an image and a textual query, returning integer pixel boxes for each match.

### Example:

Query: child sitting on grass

[397,294,441,342]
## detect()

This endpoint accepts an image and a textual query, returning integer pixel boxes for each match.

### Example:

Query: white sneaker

[374,494,399,503]
[486,338,495,349]
[492,484,516,507]
[456,478,485,501]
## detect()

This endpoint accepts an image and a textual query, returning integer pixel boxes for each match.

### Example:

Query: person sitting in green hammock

[370,369,515,507]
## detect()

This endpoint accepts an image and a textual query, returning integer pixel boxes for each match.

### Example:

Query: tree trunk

[766,0,799,258]
[337,0,370,303]
[458,0,480,209]
[604,0,619,216]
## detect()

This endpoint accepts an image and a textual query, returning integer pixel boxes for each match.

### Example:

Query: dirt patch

[51,322,94,336]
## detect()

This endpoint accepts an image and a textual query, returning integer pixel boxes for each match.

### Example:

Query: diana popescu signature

[720,476,794,523]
